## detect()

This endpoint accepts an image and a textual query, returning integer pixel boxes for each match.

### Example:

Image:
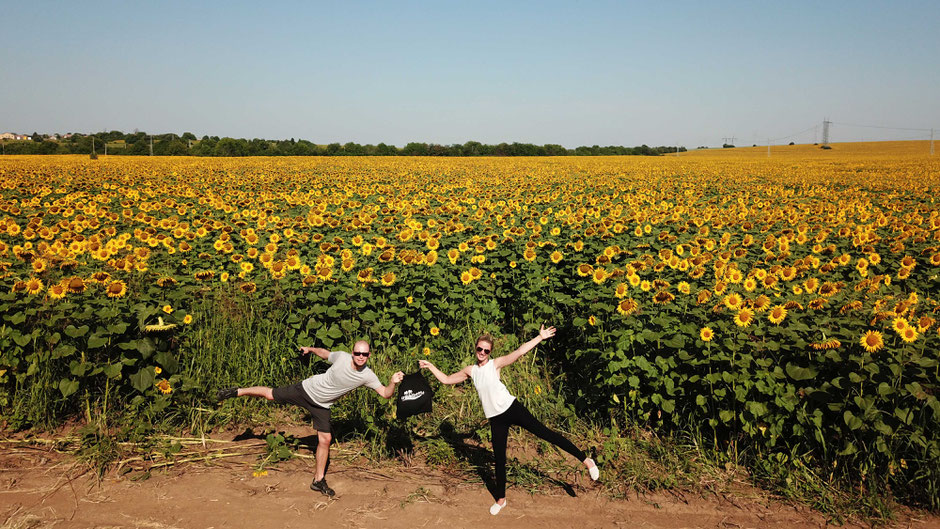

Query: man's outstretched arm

[299,346,331,361]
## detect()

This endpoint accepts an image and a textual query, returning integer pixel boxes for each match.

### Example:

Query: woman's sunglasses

[475,346,491,354]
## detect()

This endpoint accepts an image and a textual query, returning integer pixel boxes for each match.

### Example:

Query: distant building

[0,133,15,141]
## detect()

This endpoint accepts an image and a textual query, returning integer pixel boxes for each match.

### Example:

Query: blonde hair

[475,333,494,349]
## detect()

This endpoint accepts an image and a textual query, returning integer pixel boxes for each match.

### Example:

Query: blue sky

[2,1,939,147]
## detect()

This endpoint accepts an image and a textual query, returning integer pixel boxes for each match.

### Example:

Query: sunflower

[155,379,172,395]
[430,326,440,336]
[768,305,787,325]
[615,282,628,299]
[523,248,537,262]
[577,263,594,277]
[628,274,641,287]
[653,290,675,305]
[696,289,712,305]
[818,282,840,297]
[66,277,86,294]
[743,277,757,292]
[550,250,563,264]
[900,327,919,343]
[588,315,596,326]
[47,283,67,300]
[892,317,909,334]
[808,298,828,310]
[31,259,47,274]
[183,314,193,325]
[592,268,608,284]
[734,308,754,328]
[723,293,743,310]
[803,277,819,293]
[194,270,215,281]
[460,271,473,285]
[860,330,884,353]
[917,316,935,332]
[713,281,727,295]
[239,282,257,294]
[700,327,714,342]
[91,271,111,284]
[144,316,177,333]
[17,276,42,297]
[640,280,652,292]
[617,298,639,316]
[357,268,375,283]
[753,295,771,312]
[106,280,127,298]
[381,272,396,286]
[677,281,691,295]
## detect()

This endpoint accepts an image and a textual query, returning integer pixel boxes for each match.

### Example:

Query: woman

[419,326,598,515]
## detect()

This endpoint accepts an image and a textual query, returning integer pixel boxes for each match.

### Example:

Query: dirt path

[1,436,936,529]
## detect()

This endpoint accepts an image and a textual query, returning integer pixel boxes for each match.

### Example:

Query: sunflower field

[1,142,938,508]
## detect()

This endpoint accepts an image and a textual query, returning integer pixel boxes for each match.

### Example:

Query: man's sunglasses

[475,346,491,354]
[352,351,370,357]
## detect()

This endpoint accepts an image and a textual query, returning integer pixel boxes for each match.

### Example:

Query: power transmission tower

[722,136,736,146]
[822,119,831,146]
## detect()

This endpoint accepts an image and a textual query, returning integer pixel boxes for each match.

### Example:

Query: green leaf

[785,363,817,381]
[719,410,735,423]
[88,334,109,349]
[69,361,88,376]
[130,367,156,393]
[52,343,77,359]
[58,379,79,398]
[107,322,128,334]
[843,410,863,430]
[64,325,89,338]
[103,363,123,379]
[154,351,179,373]
[12,331,31,347]
[137,338,156,359]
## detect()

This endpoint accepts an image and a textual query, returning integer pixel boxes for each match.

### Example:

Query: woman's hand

[539,324,557,340]
[418,359,435,370]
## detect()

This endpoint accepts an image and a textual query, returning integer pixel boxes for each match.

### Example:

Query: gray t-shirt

[301,351,383,408]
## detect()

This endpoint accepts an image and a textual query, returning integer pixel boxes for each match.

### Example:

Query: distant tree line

[1,130,686,157]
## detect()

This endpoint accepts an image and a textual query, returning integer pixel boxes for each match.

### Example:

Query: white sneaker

[587,459,600,481]
[489,500,507,515]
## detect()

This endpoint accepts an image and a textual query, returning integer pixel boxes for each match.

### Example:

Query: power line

[831,121,935,132]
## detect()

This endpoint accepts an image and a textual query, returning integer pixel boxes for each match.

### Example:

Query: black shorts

[272,382,332,433]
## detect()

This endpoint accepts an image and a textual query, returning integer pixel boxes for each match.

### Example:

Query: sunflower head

[700,327,714,342]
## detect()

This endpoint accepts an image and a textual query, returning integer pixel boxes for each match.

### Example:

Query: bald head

[352,340,370,354]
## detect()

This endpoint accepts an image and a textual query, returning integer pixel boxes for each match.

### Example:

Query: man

[217,340,404,497]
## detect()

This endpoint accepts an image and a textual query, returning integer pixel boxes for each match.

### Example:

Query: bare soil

[1,428,937,529]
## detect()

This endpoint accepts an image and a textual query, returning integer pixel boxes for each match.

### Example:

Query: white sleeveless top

[470,360,516,418]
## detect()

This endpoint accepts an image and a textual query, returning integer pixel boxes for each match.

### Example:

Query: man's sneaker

[216,387,238,401]
[310,477,335,497]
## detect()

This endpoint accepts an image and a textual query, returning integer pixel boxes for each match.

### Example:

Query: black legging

[489,399,586,500]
